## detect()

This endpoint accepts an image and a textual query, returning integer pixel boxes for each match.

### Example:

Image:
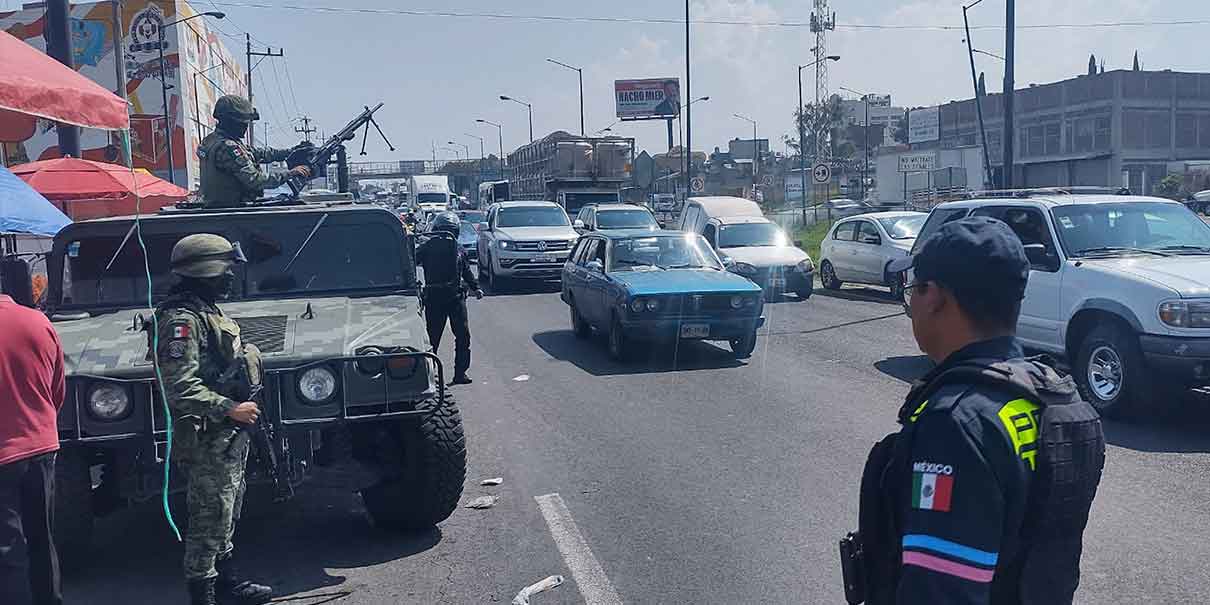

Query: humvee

[42,200,466,554]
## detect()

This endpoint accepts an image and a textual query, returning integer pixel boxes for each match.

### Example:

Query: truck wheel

[729,331,758,359]
[360,394,467,530]
[820,260,843,290]
[569,297,591,339]
[53,447,94,567]
[1075,323,1170,420]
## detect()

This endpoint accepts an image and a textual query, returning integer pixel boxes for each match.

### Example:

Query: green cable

[124,129,181,541]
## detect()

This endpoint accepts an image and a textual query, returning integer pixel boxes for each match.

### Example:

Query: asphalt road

[64,282,1210,604]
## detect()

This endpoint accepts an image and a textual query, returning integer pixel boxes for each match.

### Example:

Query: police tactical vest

[857,356,1106,605]
[420,234,464,291]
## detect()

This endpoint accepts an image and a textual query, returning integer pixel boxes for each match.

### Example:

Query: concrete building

[1,1,246,188]
[917,69,1210,195]
[837,94,904,147]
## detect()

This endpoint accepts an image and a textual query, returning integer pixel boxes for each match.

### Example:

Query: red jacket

[0,295,65,466]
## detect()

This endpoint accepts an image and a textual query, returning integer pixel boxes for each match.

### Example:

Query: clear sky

[166,0,1204,162]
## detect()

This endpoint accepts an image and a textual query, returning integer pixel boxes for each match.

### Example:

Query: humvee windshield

[56,210,412,309]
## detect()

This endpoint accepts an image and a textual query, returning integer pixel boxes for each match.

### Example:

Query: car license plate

[540,255,559,263]
[680,323,709,338]
[769,277,787,289]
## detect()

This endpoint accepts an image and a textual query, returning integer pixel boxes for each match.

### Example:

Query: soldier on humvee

[197,95,311,208]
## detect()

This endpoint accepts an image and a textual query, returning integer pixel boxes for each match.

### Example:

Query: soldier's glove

[288,165,312,179]
[473,288,485,300]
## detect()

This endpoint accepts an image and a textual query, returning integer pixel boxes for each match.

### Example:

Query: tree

[1088,54,1097,76]
[977,72,987,97]
[786,96,847,160]
[1133,51,1141,71]
[1155,174,1184,200]
[892,114,910,145]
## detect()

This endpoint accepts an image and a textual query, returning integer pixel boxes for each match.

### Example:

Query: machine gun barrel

[287,103,386,196]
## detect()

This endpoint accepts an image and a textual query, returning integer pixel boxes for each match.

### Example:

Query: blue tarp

[0,164,71,236]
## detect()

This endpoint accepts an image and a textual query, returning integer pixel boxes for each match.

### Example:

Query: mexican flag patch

[912,471,953,512]
[172,324,191,339]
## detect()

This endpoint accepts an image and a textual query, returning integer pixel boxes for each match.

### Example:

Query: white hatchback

[819,211,927,299]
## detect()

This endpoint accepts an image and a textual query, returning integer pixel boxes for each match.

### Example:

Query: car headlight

[797,258,815,273]
[498,240,512,250]
[88,383,131,420]
[730,296,744,309]
[1159,300,1210,328]
[298,366,338,403]
[630,298,645,313]
[733,262,758,276]
[645,298,660,312]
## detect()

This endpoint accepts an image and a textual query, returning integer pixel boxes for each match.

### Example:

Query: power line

[206,3,1210,31]
[268,56,297,119]
[281,56,303,117]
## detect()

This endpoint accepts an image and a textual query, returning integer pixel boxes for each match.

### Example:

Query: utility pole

[246,33,283,148]
[684,0,692,201]
[294,115,316,143]
[963,1,995,189]
[110,0,131,166]
[45,0,81,158]
[1003,0,1016,189]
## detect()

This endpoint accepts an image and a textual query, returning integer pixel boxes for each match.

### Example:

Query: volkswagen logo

[536,241,548,252]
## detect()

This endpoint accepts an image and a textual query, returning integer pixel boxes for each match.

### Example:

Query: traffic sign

[762,174,774,186]
[690,176,705,193]
[812,163,831,184]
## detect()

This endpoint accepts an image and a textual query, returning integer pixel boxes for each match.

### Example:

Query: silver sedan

[818,211,926,300]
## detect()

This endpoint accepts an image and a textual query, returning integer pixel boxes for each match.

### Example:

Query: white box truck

[409,175,453,215]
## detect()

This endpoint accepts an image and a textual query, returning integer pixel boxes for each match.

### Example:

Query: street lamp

[595,120,620,135]
[963,0,998,189]
[475,119,504,179]
[546,58,584,136]
[798,54,840,224]
[159,10,224,185]
[733,113,757,201]
[464,133,486,203]
[499,95,533,143]
[447,141,470,161]
[677,96,710,191]
[839,86,872,201]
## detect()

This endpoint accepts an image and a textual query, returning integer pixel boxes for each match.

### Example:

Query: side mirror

[1023,243,1059,271]
[793,239,804,248]
[720,256,735,267]
[585,260,604,273]
[573,219,586,230]
[479,222,491,232]
[657,220,667,229]
[860,234,881,245]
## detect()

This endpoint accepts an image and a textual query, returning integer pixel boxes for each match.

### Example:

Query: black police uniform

[415,232,478,379]
[850,217,1104,605]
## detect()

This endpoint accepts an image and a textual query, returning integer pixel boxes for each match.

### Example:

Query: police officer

[852,217,1105,604]
[153,234,273,605]
[197,95,311,208]
[416,213,482,385]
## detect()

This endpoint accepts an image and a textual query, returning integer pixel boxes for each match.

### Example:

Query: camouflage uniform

[154,290,255,581]
[197,130,293,208]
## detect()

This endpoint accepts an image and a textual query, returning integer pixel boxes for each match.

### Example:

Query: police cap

[888,215,1029,303]
[171,234,247,278]
[213,95,260,123]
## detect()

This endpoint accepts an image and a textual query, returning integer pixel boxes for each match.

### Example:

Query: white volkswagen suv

[906,191,1210,419]
[477,201,580,290]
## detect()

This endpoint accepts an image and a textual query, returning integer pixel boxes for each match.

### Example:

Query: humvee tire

[359,393,467,530]
[53,447,94,566]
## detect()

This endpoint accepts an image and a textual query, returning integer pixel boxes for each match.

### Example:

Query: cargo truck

[506,132,635,218]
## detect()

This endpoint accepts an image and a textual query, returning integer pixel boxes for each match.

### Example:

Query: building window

[1094,116,1111,150]
[1122,110,1170,150]
[1045,123,1061,155]
[1177,114,1198,148]
[1201,115,1210,149]
[1146,112,1171,149]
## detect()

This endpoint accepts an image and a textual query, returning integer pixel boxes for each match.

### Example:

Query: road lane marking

[534,493,623,605]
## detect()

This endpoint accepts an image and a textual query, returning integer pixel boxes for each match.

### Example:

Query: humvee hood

[53,294,424,377]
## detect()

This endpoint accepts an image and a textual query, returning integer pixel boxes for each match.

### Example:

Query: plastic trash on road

[464,495,499,509]
[512,575,564,605]
[481,477,504,486]
[513,374,530,382]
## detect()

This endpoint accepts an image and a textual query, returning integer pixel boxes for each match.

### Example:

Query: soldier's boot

[188,578,218,605]
[214,554,273,605]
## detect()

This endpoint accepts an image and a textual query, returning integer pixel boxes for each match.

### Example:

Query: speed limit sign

[812,162,831,184]
[690,176,705,193]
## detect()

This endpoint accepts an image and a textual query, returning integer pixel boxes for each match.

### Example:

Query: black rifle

[284,102,394,197]
[220,351,294,502]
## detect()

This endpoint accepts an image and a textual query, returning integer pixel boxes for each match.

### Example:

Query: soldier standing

[416,213,483,385]
[152,234,273,605]
[197,95,311,208]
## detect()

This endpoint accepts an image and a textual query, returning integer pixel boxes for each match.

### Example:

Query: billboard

[615,78,680,120]
[908,107,940,144]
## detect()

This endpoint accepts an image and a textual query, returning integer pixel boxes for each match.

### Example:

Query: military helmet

[171,234,247,278]
[213,95,260,123]
[429,212,461,235]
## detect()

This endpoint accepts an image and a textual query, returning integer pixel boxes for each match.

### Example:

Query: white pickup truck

[909,192,1210,419]
[477,201,580,289]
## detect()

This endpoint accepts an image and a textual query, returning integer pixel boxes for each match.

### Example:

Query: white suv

[477,201,580,289]
[908,192,1210,419]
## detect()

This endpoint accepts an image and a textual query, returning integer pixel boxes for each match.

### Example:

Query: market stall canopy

[9,158,187,220]
[0,29,129,133]
[0,164,70,236]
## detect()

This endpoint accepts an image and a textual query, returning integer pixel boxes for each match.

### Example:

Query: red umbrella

[0,29,129,132]
[9,158,187,220]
